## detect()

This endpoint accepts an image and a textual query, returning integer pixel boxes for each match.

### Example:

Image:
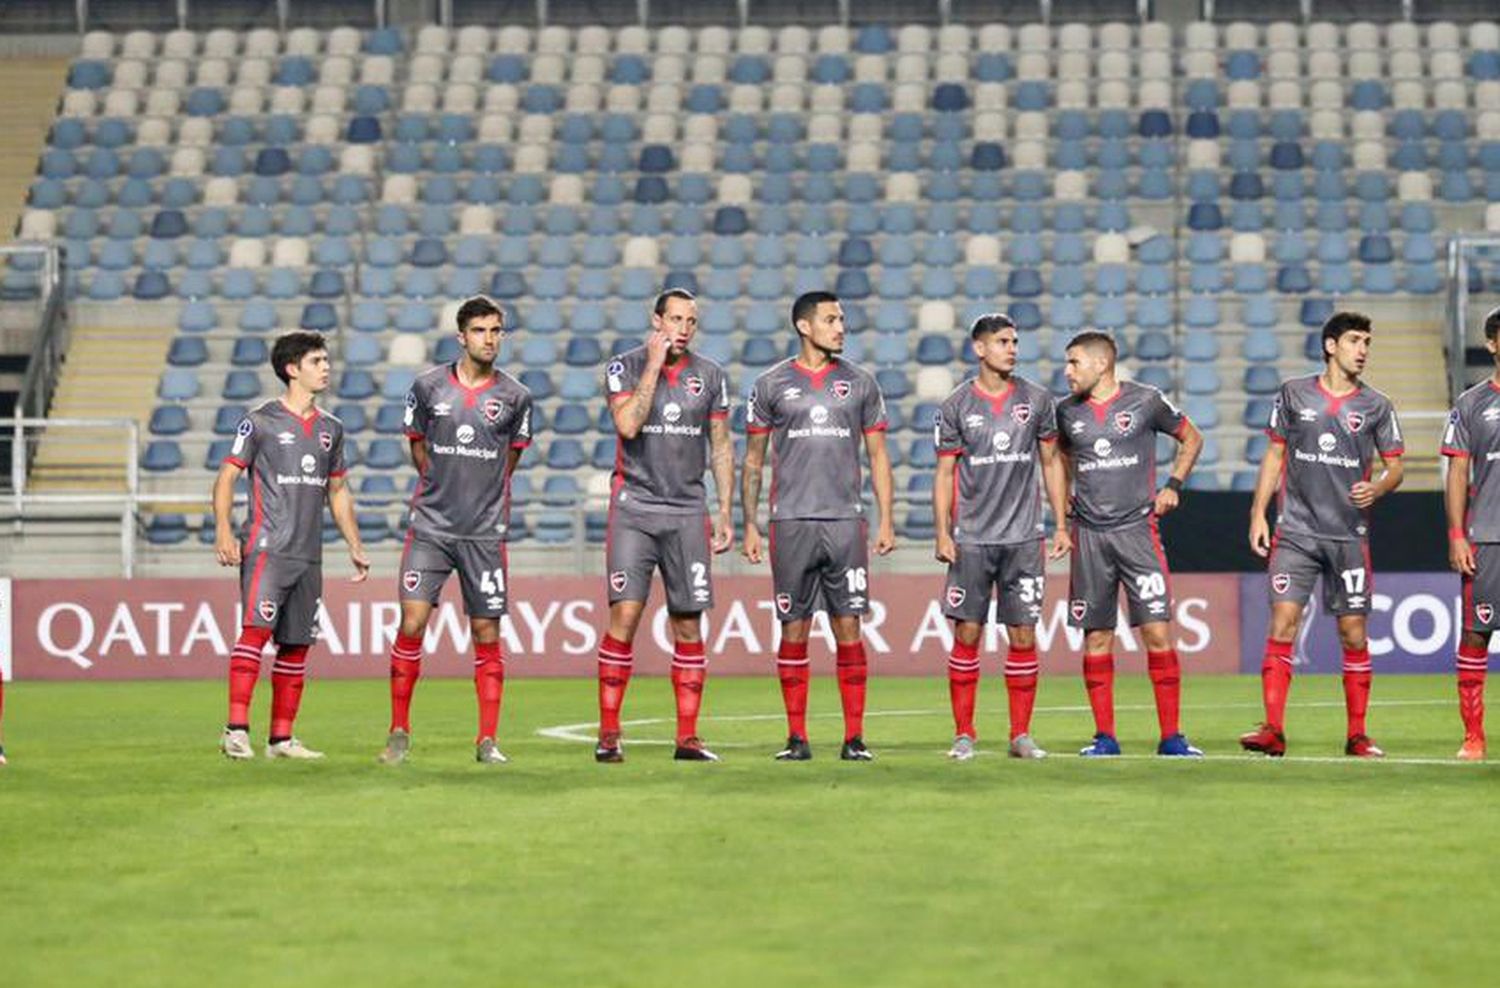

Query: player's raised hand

[1153,486,1180,516]
[644,329,671,369]
[741,523,763,564]
[935,531,958,564]
[214,528,241,568]
[1350,481,1379,509]
[1249,514,1272,557]
[1048,526,1073,561]
[712,510,734,554]
[1451,533,1477,576]
[874,522,897,556]
[349,544,371,583]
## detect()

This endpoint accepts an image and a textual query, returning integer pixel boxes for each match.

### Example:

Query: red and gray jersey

[747,358,887,521]
[404,364,532,541]
[1057,381,1188,531]
[224,399,346,561]
[934,376,1058,545]
[605,348,730,515]
[1444,380,1500,543]
[1267,375,1403,541]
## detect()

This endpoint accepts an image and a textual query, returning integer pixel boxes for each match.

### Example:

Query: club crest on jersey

[318,431,332,451]
[402,570,421,593]
[684,375,704,397]
[1011,403,1032,425]
[1271,573,1291,594]
[1478,603,1495,625]
[1114,411,1134,435]
[609,570,628,593]
[257,599,278,622]
[831,379,852,401]
[1345,411,1365,433]
[946,586,966,608]
[1070,599,1088,622]
[482,397,504,423]
[775,592,792,614]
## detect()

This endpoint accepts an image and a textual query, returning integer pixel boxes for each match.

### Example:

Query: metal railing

[1445,234,1500,403]
[9,245,65,426]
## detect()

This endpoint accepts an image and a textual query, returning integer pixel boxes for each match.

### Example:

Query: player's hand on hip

[712,511,734,554]
[214,530,241,567]
[644,329,671,368]
[934,531,957,564]
[1048,526,1073,561]
[349,544,371,583]
[1350,481,1378,509]
[1451,535,1477,576]
[741,524,763,564]
[1153,487,1179,516]
[1249,515,1272,558]
[874,523,897,556]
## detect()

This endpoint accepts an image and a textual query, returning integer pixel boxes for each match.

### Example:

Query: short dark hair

[653,288,697,316]
[270,331,327,385]
[970,312,1016,340]
[456,295,504,332]
[1320,310,1373,359]
[791,291,840,330]
[1064,331,1118,360]
[1485,306,1500,342]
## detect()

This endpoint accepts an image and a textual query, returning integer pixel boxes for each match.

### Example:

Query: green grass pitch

[2,674,1497,987]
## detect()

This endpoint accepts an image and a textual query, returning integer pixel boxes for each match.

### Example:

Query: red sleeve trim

[405,431,425,442]
[1441,446,1470,459]
[609,390,633,400]
[511,440,531,449]
[746,426,772,435]
[1038,434,1058,444]
[708,410,729,420]
[936,449,963,458]
[224,456,249,469]
[1172,417,1191,440]
[1265,431,1287,445]
[863,423,889,434]
[328,469,347,479]
[1379,446,1405,457]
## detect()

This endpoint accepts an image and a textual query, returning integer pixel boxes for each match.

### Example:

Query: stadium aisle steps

[33,322,174,490]
[0,58,70,244]
[1364,317,1448,486]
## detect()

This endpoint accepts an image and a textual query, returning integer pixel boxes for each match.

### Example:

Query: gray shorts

[606,504,714,613]
[400,531,509,618]
[1268,529,1371,616]
[1068,519,1173,629]
[1462,542,1500,634]
[770,518,870,622]
[241,551,321,645]
[943,540,1046,627]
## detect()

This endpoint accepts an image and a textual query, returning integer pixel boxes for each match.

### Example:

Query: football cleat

[839,736,875,761]
[1008,734,1048,759]
[266,737,324,760]
[673,737,720,762]
[947,734,976,761]
[774,735,812,761]
[1344,733,1385,758]
[377,728,411,765]
[220,727,254,761]
[0,742,7,766]
[475,737,508,764]
[595,731,624,764]
[1078,732,1122,757]
[1157,733,1205,758]
[1457,737,1487,761]
[1239,723,1287,757]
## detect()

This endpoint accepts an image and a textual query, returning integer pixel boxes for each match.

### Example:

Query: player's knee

[954,621,984,648]
[1337,624,1368,651]
[1084,629,1114,654]
[470,618,500,645]
[830,615,861,642]
[1139,622,1171,652]
[1005,625,1035,651]
[668,612,703,643]
[780,619,811,644]
[1462,630,1492,653]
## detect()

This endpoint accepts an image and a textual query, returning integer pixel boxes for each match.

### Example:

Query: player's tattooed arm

[1248,439,1286,557]
[740,429,768,563]
[1446,449,1476,575]
[933,453,957,563]
[1039,441,1073,560]
[1352,454,1404,509]
[1154,419,1203,517]
[327,475,371,583]
[709,416,735,553]
[866,428,896,555]
[211,461,243,567]
[610,332,670,439]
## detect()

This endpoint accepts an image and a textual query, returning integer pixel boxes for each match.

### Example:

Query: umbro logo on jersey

[609,570,628,593]
[946,586,966,608]
[432,402,452,417]
[965,414,985,429]
[483,397,504,422]
[318,431,333,451]
[1485,407,1500,422]
[831,379,852,401]
[775,592,792,613]
[1070,420,1086,434]
[782,387,802,401]
[1113,411,1134,434]
[1345,411,1365,432]
[277,431,296,445]
[1272,573,1291,594]
[1070,599,1088,622]
[402,570,421,593]
[1011,403,1032,425]
[684,375,704,397]
[1299,408,1318,422]
[257,600,278,622]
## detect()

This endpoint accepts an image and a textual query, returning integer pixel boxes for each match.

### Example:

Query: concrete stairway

[0,58,67,243]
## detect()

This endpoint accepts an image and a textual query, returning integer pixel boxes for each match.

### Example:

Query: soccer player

[595,289,734,763]
[1246,311,1404,758]
[1056,331,1204,757]
[1439,307,1500,761]
[933,314,1071,761]
[213,331,369,760]
[378,296,533,765]
[742,291,895,761]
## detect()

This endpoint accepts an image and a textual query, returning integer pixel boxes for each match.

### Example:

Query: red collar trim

[279,398,320,436]
[792,358,836,390]
[1316,375,1361,415]
[1487,379,1500,395]
[662,354,692,387]
[971,380,1014,413]
[1086,384,1123,423]
[451,363,498,407]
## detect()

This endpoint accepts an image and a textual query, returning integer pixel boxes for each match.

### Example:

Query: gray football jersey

[404,364,532,540]
[1444,380,1500,543]
[1267,375,1403,540]
[1056,381,1187,531]
[224,399,347,561]
[747,358,888,521]
[604,347,730,514]
[934,376,1058,545]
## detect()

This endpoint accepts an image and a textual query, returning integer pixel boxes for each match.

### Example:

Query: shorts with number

[606,504,714,612]
[241,551,322,645]
[1267,529,1371,616]
[943,540,1046,626]
[769,518,869,622]
[1462,542,1500,634]
[399,531,510,618]
[1067,519,1172,629]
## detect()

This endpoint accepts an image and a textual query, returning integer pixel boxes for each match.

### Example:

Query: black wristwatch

[1165,476,1184,494]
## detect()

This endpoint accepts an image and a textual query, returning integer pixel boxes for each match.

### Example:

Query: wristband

[1450,527,1468,541]
[1165,476,1184,494]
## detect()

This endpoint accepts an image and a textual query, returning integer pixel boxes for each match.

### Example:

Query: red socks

[473,641,505,742]
[835,640,868,742]
[1083,652,1116,737]
[1147,648,1182,739]
[388,632,422,733]
[947,640,981,738]
[1004,645,1040,740]
[670,640,708,744]
[1261,638,1294,731]
[598,634,633,737]
[269,644,309,741]
[1458,643,1488,742]
[227,626,272,727]
[1342,647,1373,738]
[776,639,810,739]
